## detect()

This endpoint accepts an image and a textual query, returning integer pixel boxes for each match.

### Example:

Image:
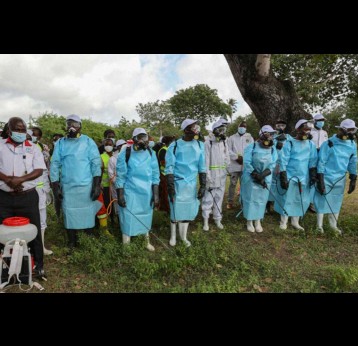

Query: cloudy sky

[0,54,252,125]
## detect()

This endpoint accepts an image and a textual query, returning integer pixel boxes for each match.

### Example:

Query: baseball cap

[116,139,126,147]
[212,118,229,131]
[181,119,197,130]
[259,125,276,135]
[335,119,358,130]
[132,128,147,137]
[66,114,81,123]
[313,113,326,121]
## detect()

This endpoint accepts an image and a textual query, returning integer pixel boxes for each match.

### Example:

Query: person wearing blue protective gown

[115,128,160,251]
[313,119,357,234]
[274,119,317,231]
[50,115,102,248]
[241,125,278,233]
[165,119,206,247]
[267,120,293,211]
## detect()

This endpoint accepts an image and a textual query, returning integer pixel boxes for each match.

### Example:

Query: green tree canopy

[136,100,179,138]
[168,84,232,128]
[271,54,358,112]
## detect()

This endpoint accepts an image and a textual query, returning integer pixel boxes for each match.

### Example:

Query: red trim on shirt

[5,138,31,146]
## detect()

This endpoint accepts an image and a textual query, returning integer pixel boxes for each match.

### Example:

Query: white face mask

[105,146,113,153]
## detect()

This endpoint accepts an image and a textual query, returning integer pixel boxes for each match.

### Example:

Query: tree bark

[224,54,311,132]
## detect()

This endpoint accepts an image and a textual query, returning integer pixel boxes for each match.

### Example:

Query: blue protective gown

[241,142,278,220]
[115,147,160,236]
[313,135,357,213]
[274,138,317,216]
[165,139,206,221]
[268,134,293,202]
[50,135,102,229]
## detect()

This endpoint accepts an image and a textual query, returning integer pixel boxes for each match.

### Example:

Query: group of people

[237,116,357,235]
[0,112,357,281]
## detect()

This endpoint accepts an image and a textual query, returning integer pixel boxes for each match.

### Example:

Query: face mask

[275,124,286,133]
[298,130,312,140]
[31,136,38,143]
[108,137,115,144]
[238,127,246,135]
[105,146,113,153]
[315,121,325,129]
[148,141,155,148]
[11,131,27,143]
[68,127,80,138]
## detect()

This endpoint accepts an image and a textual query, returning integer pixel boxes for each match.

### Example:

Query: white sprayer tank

[0,217,37,244]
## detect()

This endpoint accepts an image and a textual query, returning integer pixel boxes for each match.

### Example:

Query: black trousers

[0,189,44,269]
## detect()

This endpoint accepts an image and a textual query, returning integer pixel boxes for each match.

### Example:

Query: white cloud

[175,54,252,118]
[0,54,251,127]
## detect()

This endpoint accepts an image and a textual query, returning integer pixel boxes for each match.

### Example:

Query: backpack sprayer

[0,217,43,291]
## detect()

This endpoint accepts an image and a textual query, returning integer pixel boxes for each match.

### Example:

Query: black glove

[317,173,325,195]
[90,176,102,201]
[348,174,357,194]
[236,155,243,165]
[276,141,283,150]
[152,184,160,208]
[116,188,126,207]
[197,172,207,199]
[309,167,318,187]
[166,174,175,202]
[251,169,271,188]
[280,171,289,190]
[52,181,63,201]
[51,181,62,219]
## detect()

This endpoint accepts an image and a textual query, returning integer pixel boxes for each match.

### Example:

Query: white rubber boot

[145,233,155,252]
[247,220,255,233]
[178,222,191,247]
[122,234,131,244]
[317,213,324,233]
[214,219,224,229]
[203,218,209,231]
[41,228,53,255]
[169,222,177,246]
[279,215,288,230]
[254,220,263,233]
[328,213,342,235]
[291,216,304,230]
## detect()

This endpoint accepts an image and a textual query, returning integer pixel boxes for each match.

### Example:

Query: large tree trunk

[224,54,311,132]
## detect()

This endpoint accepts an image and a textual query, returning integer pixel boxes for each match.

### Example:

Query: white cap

[295,119,309,129]
[259,125,275,135]
[132,128,147,137]
[180,119,197,130]
[335,118,358,130]
[212,118,229,131]
[66,114,81,123]
[116,139,126,147]
[27,129,33,136]
[313,113,326,121]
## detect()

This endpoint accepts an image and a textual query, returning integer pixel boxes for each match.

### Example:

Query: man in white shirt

[311,114,328,151]
[0,117,47,278]
[226,121,254,209]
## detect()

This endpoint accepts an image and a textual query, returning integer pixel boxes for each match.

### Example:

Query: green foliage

[226,98,237,123]
[325,266,358,292]
[136,100,179,138]
[169,84,232,127]
[271,54,358,112]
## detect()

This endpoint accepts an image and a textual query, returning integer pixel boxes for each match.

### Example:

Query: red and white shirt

[0,138,46,192]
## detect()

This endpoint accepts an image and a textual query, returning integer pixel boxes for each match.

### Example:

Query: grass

[4,185,358,293]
